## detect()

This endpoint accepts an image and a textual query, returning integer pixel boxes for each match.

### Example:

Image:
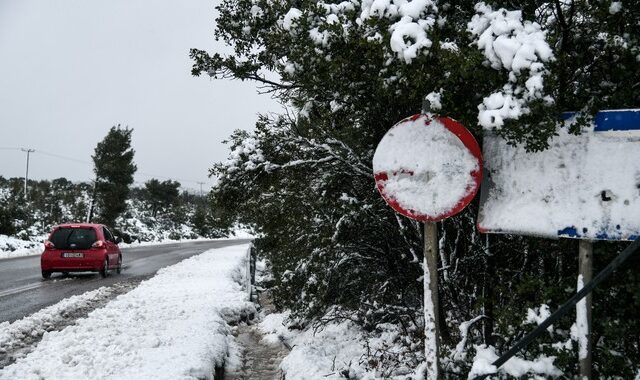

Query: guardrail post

[247,245,253,300]
[246,244,257,302]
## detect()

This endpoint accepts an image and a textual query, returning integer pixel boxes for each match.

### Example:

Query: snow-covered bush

[0,176,222,249]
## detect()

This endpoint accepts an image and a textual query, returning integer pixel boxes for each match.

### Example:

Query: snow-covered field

[0,244,255,380]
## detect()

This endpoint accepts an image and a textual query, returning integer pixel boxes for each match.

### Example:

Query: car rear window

[51,228,97,250]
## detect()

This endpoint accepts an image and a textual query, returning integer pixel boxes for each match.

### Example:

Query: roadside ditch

[223,288,289,380]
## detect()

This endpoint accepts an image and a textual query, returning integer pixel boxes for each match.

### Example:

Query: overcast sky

[0,0,278,191]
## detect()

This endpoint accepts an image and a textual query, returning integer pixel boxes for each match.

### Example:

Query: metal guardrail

[471,238,640,379]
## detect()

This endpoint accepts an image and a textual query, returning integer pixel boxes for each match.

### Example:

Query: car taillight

[92,240,105,249]
[44,241,55,250]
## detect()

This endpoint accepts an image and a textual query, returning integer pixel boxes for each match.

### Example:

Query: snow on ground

[118,236,221,249]
[259,310,564,379]
[0,235,44,260]
[259,313,424,379]
[0,236,197,261]
[0,226,254,261]
[0,286,114,355]
[260,315,367,379]
[468,345,561,379]
[0,283,136,368]
[0,244,255,380]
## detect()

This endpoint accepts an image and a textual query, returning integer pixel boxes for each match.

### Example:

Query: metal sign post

[372,106,482,379]
[424,221,440,378]
[578,241,593,379]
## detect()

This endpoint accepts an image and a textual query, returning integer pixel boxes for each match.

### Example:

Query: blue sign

[561,109,640,132]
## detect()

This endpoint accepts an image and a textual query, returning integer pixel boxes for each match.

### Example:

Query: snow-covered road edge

[0,235,44,260]
[0,234,254,261]
[0,243,255,380]
[0,283,136,368]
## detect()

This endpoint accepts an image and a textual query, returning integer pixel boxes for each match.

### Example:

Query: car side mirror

[115,236,122,244]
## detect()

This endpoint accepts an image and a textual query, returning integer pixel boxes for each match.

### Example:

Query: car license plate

[63,252,84,258]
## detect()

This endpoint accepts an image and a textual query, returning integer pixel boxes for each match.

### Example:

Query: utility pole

[21,148,35,201]
[196,181,205,197]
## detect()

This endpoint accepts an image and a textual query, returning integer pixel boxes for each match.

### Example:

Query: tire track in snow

[0,281,136,368]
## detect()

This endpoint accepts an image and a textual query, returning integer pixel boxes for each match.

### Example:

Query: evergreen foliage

[91,125,137,227]
[142,179,181,217]
[0,176,218,243]
[192,0,640,376]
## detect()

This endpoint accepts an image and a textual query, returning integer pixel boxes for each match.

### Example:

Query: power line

[0,146,209,187]
[36,149,92,165]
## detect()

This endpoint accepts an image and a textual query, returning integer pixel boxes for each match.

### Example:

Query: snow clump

[469,344,562,379]
[359,0,438,63]
[609,2,623,14]
[425,89,443,111]
[468,2,554,129]
[282,8,303,31]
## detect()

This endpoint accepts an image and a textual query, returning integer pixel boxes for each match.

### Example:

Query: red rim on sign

[373,114,483,222]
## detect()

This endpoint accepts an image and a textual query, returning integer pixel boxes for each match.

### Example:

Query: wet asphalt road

[0,239,251,323]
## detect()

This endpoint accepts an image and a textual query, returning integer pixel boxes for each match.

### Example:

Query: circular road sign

[373,114,482,222]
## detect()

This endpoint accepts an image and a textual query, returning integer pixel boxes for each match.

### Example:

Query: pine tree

[142,179,180,218]
[91,125,137,228]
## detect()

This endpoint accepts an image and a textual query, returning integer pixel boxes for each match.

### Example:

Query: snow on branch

[469,344,562,379]
[359,0,438,63]
[218,125,372,183]
[468,2,554,130]
[453,315,488,361]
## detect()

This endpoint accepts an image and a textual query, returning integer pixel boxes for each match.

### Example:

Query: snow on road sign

[478,109,640,241]
[373,114,482,221]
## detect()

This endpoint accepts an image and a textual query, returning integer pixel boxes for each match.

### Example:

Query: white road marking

[0,283,42,298]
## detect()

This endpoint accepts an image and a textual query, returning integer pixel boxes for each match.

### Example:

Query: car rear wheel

[42,271,52,279]
[100,257,109,278]
[116,255,122,274]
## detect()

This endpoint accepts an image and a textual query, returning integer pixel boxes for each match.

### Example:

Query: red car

[41,223,122,279]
